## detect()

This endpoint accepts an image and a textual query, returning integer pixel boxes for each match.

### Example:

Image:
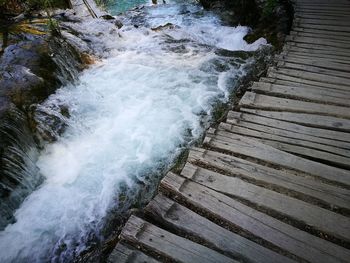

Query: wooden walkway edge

[108,0,350,262]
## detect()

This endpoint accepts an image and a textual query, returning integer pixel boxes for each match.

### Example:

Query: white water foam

[0,3,267,262]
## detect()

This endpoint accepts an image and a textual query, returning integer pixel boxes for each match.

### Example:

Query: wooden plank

[259,77,350,93]
[203,131,350,186]
[276,56,350,72]
[218,122,350,161]
[286,42,350,55]
[146,194,296,263]
[226,111,350,149]
[295,12,350,21]
[108,243,160,263]
[215,128,350,169]
[292,26,350,37]
[294,14,350,22]
[267,70,350,91]
[120,215,237,263]
[294,7,350,14]
[188,147,350,210]
[294,8,350,16]
[253,78,350,98]
[240,108,350,135]
[293,17,350,30]
[296,0,350,4]
[293,24,350,33]
[268,69,350,91]
[281,51,350,64]
[297,1,350,5]
[181,163,350,241]
[284,43,350,58]
[284,42,350,54]
[297,1,350,6]
[250,81,350,106]
[239,92,350,119]
[297,2,350,6]
[294,18,350,27]
[284,48,350,62]
[277,61,350,78]
[290,31,350,43]
[286,35,350,49]
[161,172,350,263]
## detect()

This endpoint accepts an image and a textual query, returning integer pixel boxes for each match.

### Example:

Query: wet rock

[151,23,179,32]
[101,14,115,20]
[0,16,87,230]
[0,101,43,230]
[114,19,123,29]
[198,0,293,50]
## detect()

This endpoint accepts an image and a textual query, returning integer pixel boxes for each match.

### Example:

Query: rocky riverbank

[0,4,121,230]
[0,0,293,261]
[200,0,293,50]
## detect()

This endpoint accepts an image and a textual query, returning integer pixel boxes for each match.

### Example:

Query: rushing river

[0,0,267,262]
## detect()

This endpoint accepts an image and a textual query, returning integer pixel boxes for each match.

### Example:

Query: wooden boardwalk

[108,0,350,262]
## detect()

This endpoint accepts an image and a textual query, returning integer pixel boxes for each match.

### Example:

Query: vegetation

[0,0,68,15]
[262,0,278,17]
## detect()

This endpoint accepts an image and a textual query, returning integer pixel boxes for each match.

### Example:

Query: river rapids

[0,0,268,262]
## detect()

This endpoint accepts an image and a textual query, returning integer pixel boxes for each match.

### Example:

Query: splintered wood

[109,0,350,262]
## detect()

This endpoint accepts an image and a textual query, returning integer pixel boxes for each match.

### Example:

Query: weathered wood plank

[281,51,350,64]
[294,18,350,27]
[203,131,350,186]
[250,81,350,106]
[107,243,160,263]
[181,163,350,241]
[289,31,350,43]
[226,111,350,149]
[219,121,350,159]
[276,56,350,72]
[292,26,350,37]
[297,1,350,5]
[267,70,350,91]
[285,42,350,55]
[284,43,350,58]
[161,172,350,263]
[296,0,350,4]
[295,6,350,13]
[285,42,350,56]
[288,33,350,45]
[295,14,350,23]
[239,92,350,119]
[277,61,350,78]
[215,128,350,169]
[146,194,296,263]
[268,68,350,91]
[259,77,350,92]
[240,108,350,134]
[293,24,350,33]
[120,215,237,263]
[188,147,350,210]
[294,14,350,22]
[294,8,350,16]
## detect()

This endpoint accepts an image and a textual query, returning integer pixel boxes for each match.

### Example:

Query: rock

[151,23,179,32]
[198,0,293,50]
[101,14,115,20]
[0,15,89,230]
[114,19,123,29]
[80,52,97,65]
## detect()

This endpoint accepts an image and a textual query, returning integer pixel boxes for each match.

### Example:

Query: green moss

[27,0,68,9]
[263,0,278,17]
[0,0,68,10]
